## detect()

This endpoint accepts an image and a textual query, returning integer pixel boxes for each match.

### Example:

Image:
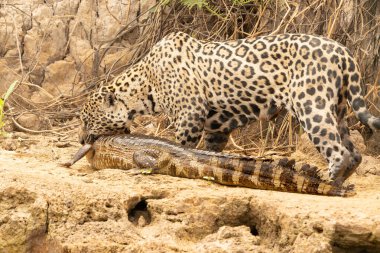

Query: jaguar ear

[105,92,116,107]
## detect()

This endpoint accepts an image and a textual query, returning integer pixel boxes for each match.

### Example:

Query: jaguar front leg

[203,131,230,152]
[174,106,207,148]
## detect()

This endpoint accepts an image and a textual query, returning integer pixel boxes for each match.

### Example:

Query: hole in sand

[250,225,259,236]
[128,199,151,226]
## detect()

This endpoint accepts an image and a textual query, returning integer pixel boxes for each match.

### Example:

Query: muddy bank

[0,134,379,252]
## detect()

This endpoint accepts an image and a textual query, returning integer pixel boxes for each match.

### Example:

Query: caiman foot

[141,168,154,175]
[126,168,154,176]
[202,176,215,181]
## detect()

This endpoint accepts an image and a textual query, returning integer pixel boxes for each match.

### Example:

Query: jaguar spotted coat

[79,32,380,184]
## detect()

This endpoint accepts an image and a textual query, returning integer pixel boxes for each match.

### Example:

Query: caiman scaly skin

[76,134,355,197]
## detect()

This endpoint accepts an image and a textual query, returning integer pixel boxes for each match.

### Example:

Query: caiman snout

[61,143,93,167]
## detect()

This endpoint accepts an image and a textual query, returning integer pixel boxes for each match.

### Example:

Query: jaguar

[79,32,380,184]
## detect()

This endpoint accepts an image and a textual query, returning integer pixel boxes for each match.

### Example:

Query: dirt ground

[0,132,379,253]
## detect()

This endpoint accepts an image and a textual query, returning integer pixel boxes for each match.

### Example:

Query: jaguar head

[79,88,146,144]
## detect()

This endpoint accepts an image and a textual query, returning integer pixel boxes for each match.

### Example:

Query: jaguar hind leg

[295,106,356,184]
[337,107,362,181]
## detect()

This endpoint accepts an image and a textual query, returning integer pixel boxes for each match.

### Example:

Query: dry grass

[2,0,380,155]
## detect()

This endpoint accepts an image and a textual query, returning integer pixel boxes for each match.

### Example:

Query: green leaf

[181,0,208,9]
[0,98,5,134]
[159,0,171,6]
[232,0,254,6]
[1,80,18,135]
[2,80,18,102]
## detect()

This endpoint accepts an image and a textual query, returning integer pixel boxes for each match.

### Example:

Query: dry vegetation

[2,0,380,155]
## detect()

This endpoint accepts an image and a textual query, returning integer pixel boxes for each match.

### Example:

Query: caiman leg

[131,149,163,174]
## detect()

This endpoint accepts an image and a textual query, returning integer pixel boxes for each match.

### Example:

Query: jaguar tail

[345,57,380,131]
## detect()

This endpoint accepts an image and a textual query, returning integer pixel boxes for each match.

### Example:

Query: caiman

[63,134,355,197]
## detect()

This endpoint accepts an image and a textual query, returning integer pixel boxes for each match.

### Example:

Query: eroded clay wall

[0,0,155,103]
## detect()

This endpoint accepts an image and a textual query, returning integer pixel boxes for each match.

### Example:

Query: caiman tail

[156,156,355,197]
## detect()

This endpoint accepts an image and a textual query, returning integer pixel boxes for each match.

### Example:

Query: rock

[293,232,332,253]
[30,90,56,104]
[0,60,20,95]
[326,221,380,252]
[53,0,81,16]
[356,155,380,176]
[1,138,18,151]
[102,47,135,74]
[32,5,53,28]
[42,60,82,97]
[68,36,95,79]
[95,1,128,42]
[27,64,45,86]
[4,48,22,67]
[55,142,71,148]
[197,225,261,252]
[73,0,97,39]
[373,225,380,244]
[0,0,156,102]
[11,132,30,139]
[0,4,30,65]
[366,132,380,155]
[140,0,158,21]
[350,130,366,154]
[0,187,48,253]
[2,118,15,133]
[16,113,44,131]
[23,19,67,68]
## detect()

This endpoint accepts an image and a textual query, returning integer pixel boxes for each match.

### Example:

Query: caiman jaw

[61,144,93,167]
